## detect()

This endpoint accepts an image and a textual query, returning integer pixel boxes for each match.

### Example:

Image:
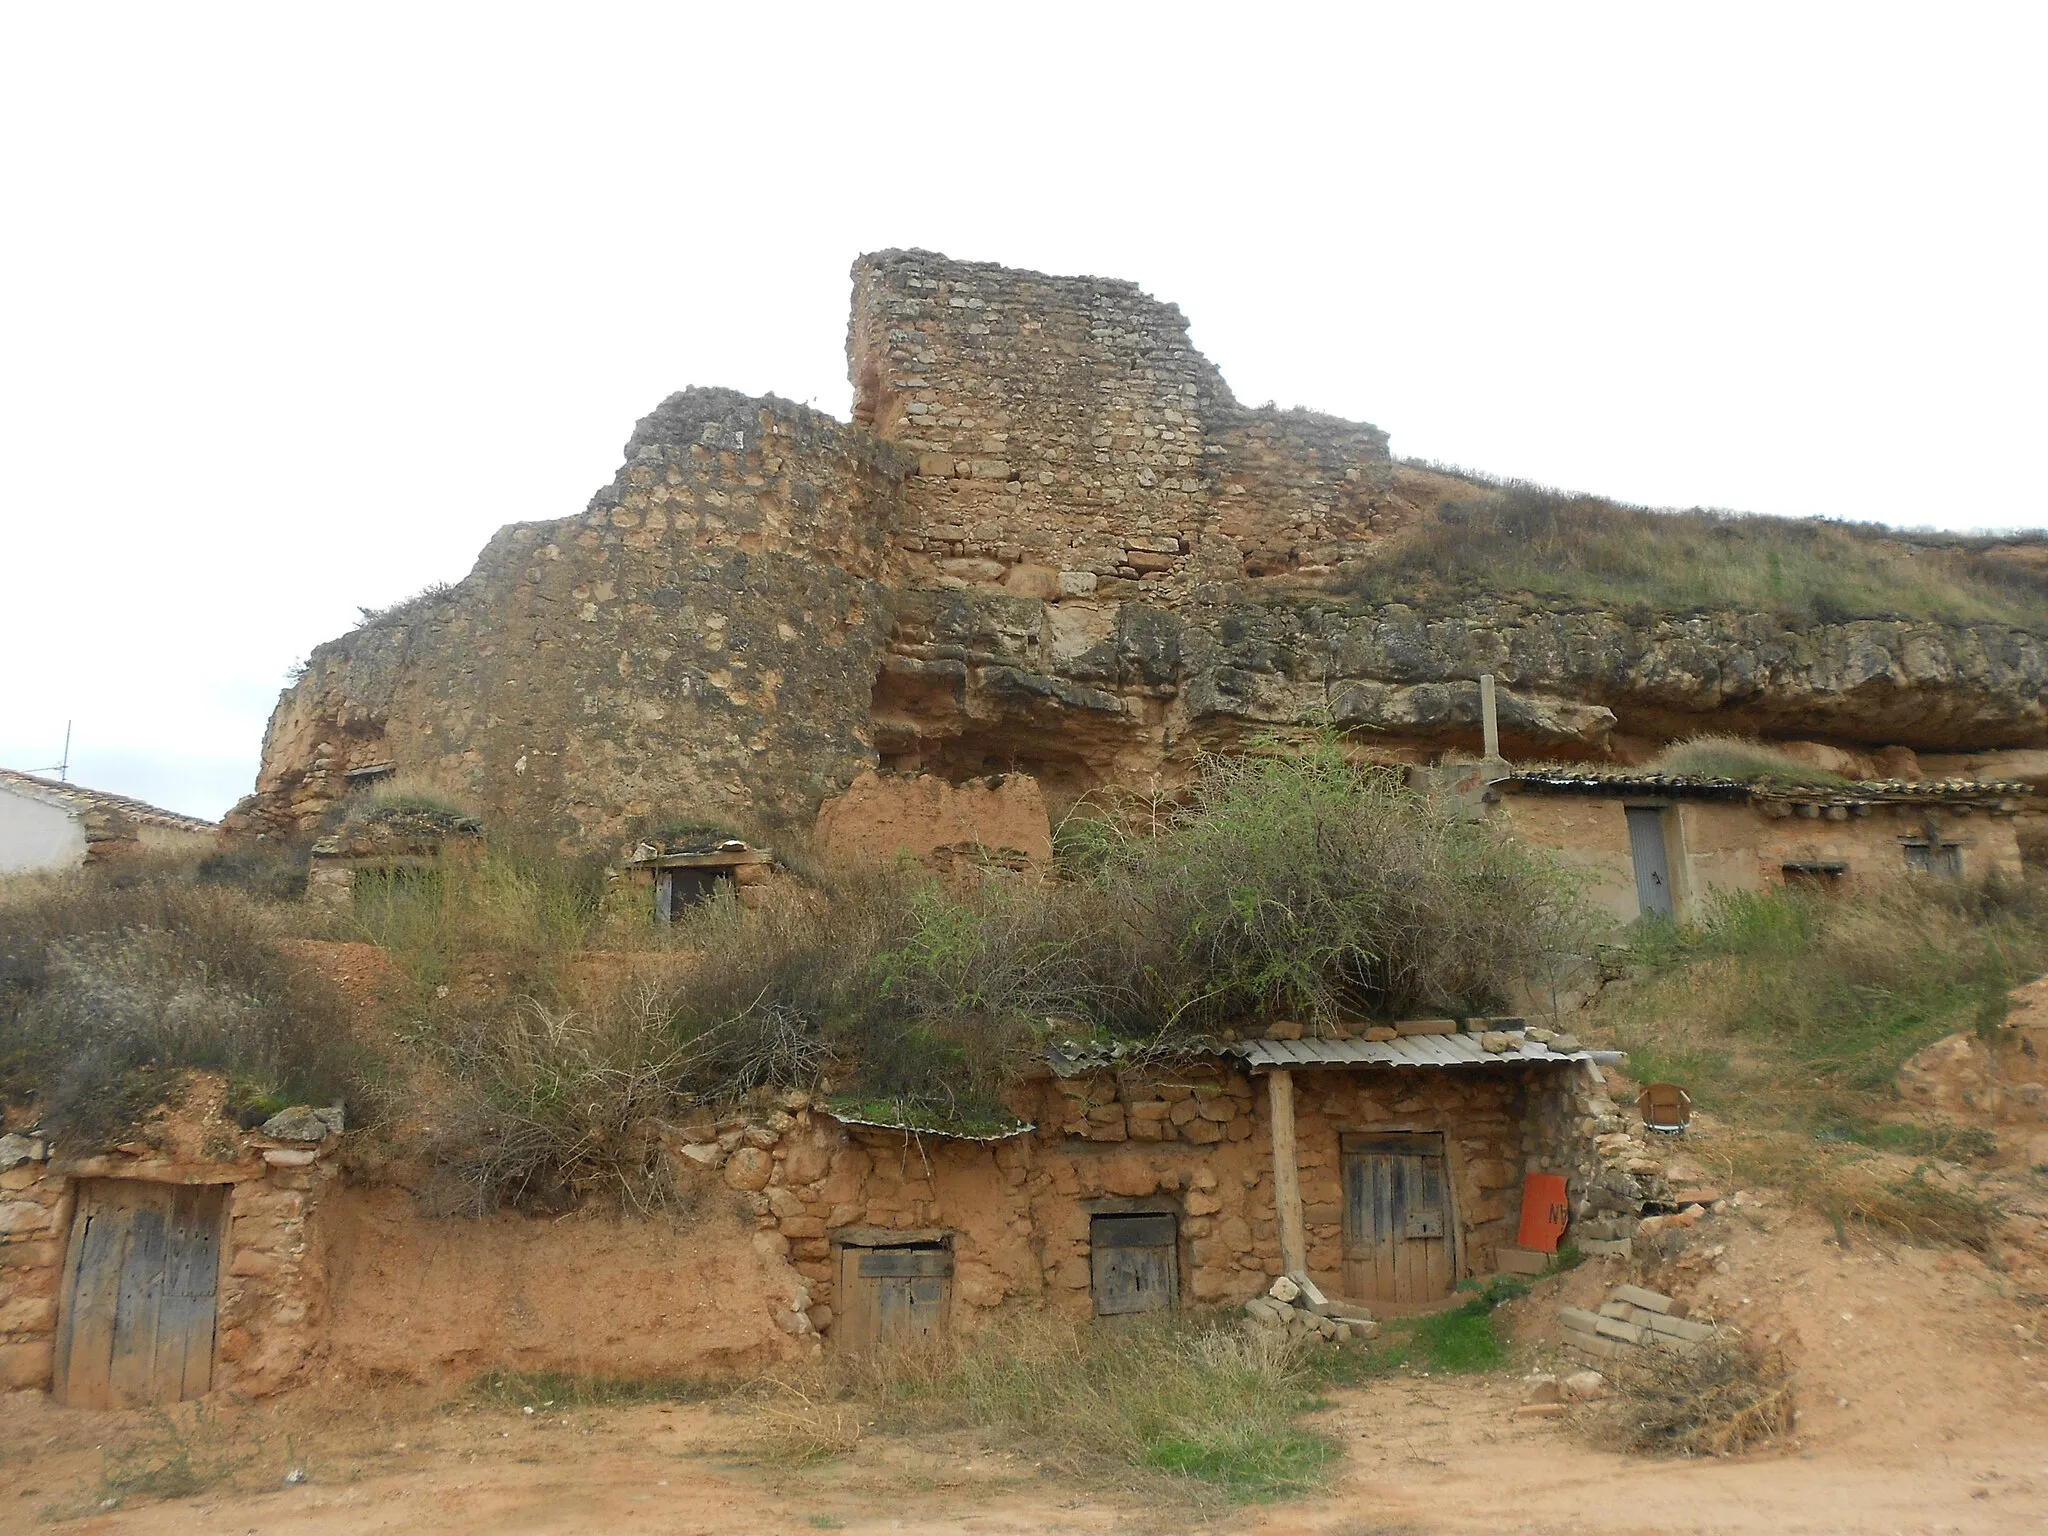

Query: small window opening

[1090,1212,1179,1316]
[1781,860,1847,888]
[657,866,733,921]
[1901,840,1962,879]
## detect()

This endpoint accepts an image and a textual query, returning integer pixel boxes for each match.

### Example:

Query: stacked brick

[1559,1283,1717,1364]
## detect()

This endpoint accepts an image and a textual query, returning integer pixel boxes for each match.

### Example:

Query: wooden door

[1341,1134,1453,1303]
[1090,1213,1178,1316]
[835,1242,951,1347]
[1626,807,1675,919]
[54,1181,225,1408]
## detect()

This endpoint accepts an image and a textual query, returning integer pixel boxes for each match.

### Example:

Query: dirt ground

[6,1197,2045,1536]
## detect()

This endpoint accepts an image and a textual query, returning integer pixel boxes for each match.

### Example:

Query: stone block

[0,1203,51,1237]
[1594,1316,1645,1345]
[1183,1118,1224,1144]
[1609,1284,1674,1314]
[0,1339,53,1390]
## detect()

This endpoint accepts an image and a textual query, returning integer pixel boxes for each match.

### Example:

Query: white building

[0,767,218,875]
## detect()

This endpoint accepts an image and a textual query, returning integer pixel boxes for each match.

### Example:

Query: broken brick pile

[1559,1282,1716,1365]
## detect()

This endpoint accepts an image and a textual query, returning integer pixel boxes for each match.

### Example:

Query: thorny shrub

[1594,1335,1796,1457]
[0,867,367,1143]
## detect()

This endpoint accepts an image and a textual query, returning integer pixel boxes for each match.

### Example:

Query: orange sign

[1516,1172,1571,1253]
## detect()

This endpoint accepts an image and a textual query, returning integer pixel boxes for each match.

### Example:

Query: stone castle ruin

[232,248,2048,860]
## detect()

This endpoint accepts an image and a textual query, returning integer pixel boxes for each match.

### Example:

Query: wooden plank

[54,1185,124,1409]
[836,1244,872,1349]
[161,1186,223,1401]
[1266,1069,1306,1277]
[1092,1213,1177,1249]
[108,1192,171,1408]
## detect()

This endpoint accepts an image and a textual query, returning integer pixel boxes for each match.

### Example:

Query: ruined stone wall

[239,390,911,850]
[848,249,1398,604]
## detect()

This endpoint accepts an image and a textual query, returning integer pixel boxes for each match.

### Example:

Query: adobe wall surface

[237,390,910,850]
[1502,792,2028,926]
[681,1062,1603,1337]
[317,1187,815,1383]
[811,770,1053,873]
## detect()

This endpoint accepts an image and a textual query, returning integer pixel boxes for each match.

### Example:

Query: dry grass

[1650,735,1853,788]
[1595,1335,1796,1457]
[741,1312,1339,1503]
[1600,877,2043,1246]
[0,864,370,1141]
[1342,482,2048,629]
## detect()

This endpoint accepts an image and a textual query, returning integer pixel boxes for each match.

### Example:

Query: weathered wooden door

[835,1241,951,1347]
[54,1181,226,1408]
[1626,806,1675,919]
[1090,1213,1178,1316]
[1341,1134,1454,1303]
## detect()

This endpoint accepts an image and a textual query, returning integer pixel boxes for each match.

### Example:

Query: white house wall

[0,785,86,874]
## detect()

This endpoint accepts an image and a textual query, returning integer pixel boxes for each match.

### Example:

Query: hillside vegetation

[1342,477,2048,629]
[1596,877,2048,1248]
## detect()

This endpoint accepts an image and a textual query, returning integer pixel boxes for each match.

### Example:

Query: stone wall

[236,390,911,850]
[0,1130,337,1399]
[847,249,1397,604]
[681,1059,1593,1336]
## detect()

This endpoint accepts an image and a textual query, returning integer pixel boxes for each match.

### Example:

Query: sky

[2,3,2043,821]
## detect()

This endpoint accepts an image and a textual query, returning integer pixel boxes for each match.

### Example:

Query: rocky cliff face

[236,253,2048,847]
[877,584,2048,801]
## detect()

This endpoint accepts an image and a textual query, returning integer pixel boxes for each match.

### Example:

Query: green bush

[1083,736,1589,1032]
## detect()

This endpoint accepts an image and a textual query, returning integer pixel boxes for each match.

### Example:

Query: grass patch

[1600,878,2046,1245]
[1649,735,1853,788]
[1367,1278,1525,1373]
[747,1312,1339,1504]
[1341,481,2048,629]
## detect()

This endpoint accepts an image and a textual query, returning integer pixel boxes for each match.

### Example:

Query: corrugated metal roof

[1225,1033,1595,1069]
[1506,769,2029,807]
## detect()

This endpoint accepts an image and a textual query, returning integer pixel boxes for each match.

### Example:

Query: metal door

[835,1241,951,1347]
[1626,806,1675,919]
[53,1181,225,1408]
[1341,1134,1453,1303]
[1090,1213,1178,1316]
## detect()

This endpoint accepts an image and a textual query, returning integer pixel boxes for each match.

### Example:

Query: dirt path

[6,1204,2044,1535]
[5,1364,2042,1536]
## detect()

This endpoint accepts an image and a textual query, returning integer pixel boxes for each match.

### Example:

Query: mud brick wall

[239,390,912,851]
[690,1061,1590,1338]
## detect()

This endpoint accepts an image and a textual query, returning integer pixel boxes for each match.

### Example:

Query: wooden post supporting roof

[1267,1068,1307,1279]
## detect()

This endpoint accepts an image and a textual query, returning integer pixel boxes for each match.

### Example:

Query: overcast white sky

[2,4,2043,820]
